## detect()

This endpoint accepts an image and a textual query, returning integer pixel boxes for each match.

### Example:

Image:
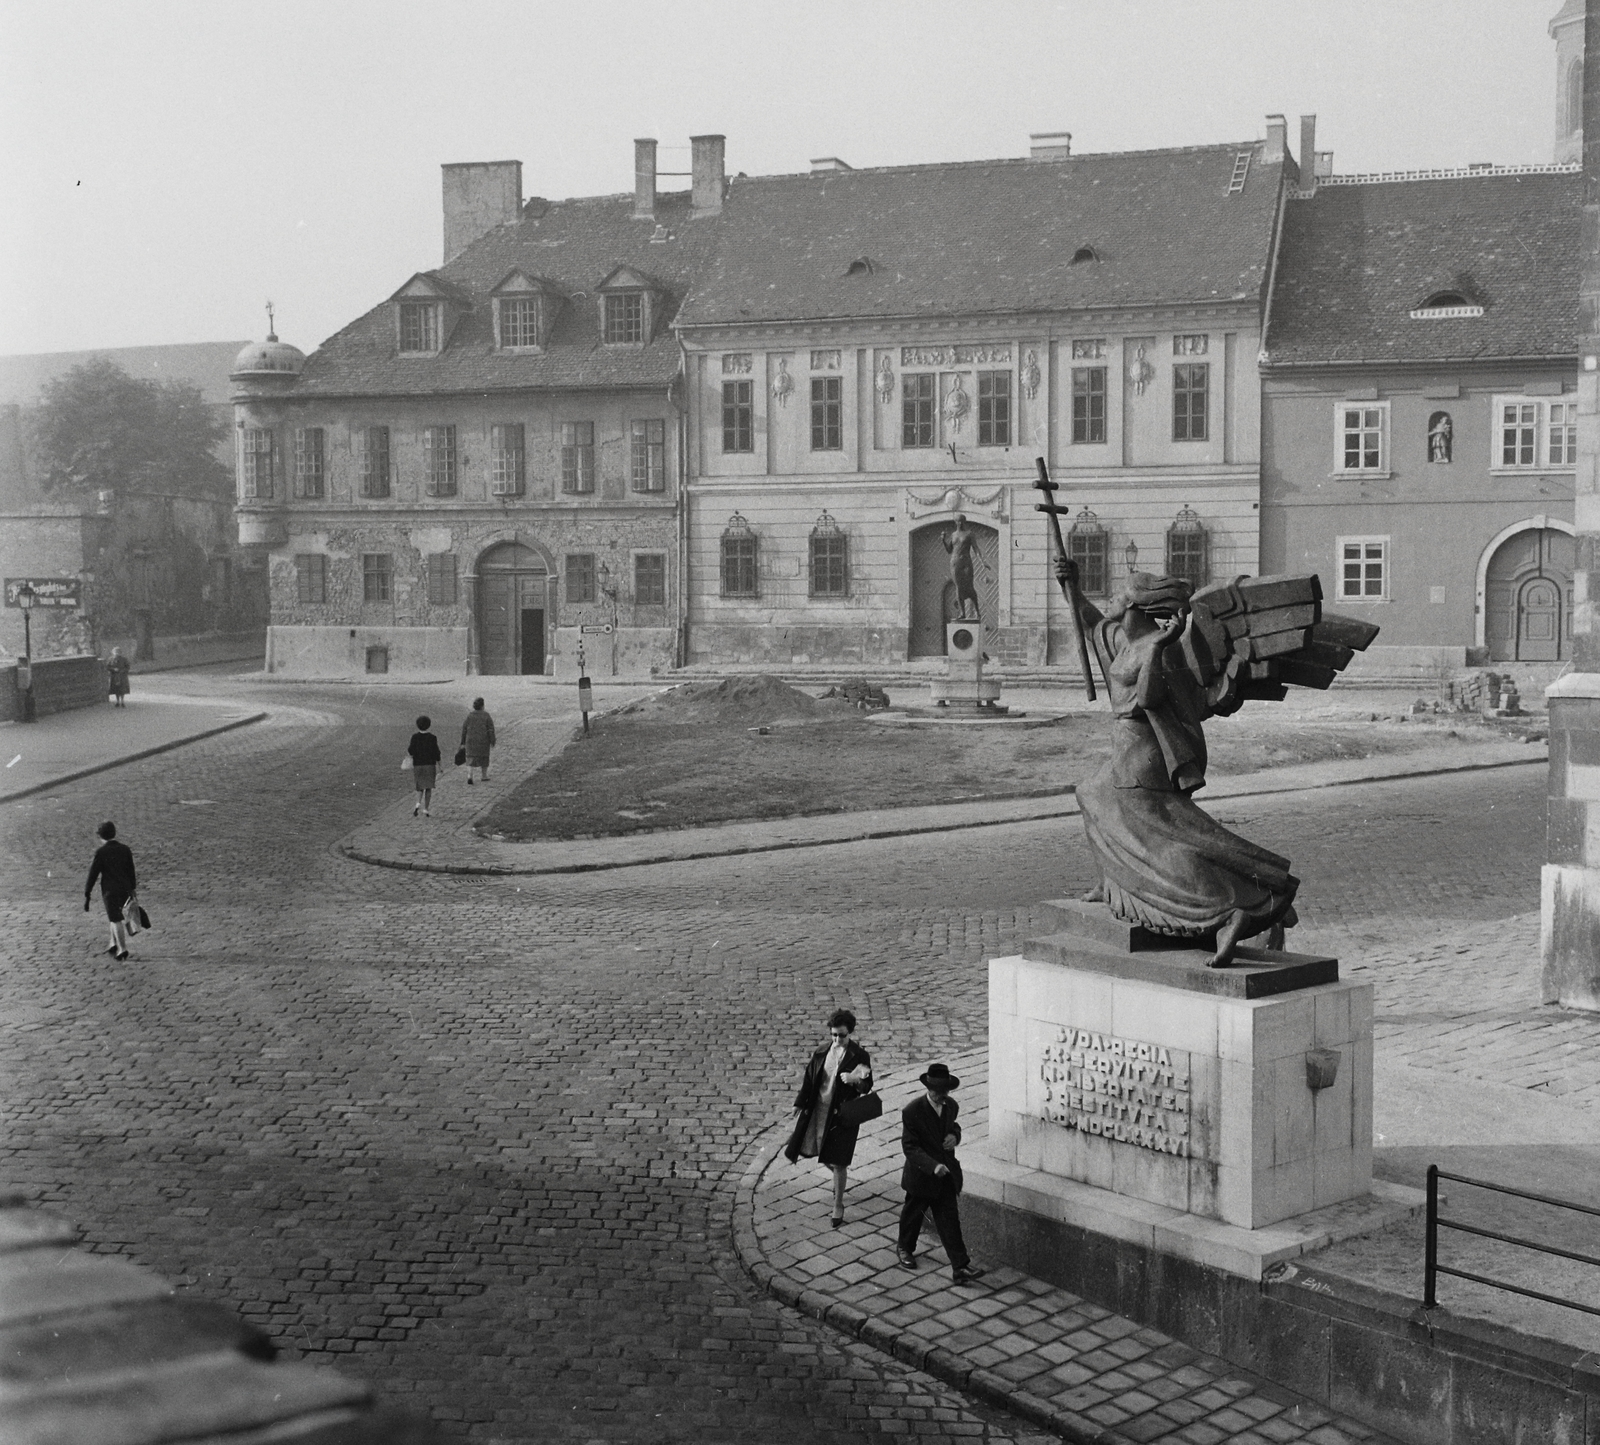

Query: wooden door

[520,607,545,675]
[1517,577,1561,661]
[479,573,516,675]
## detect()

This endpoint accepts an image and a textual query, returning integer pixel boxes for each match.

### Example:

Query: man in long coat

[896,1062,986,1284]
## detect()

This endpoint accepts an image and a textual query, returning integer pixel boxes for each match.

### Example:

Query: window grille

[722,381,753,453]
[977,372,1011,446]
[565,553,596,604]
[720,513,759,597]
[631,419,666,491]
[634,553,667,606]
[423,425,457,497]
[490,423,525,496]
[426,553,458,606]
[561,421,595,493]
[1068,508,1108,596]
[357,426,390,498]
[362,553,392,603]
[808,511,849,597]
[294,554,326,604]
[1165,505,1210,589]
[810,377,842,451]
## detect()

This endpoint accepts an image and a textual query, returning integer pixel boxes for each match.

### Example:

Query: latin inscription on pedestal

[1039,1026,1192,1157]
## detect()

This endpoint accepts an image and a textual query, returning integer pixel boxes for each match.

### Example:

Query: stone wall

[265,625,468,677]
[0,654,106,721]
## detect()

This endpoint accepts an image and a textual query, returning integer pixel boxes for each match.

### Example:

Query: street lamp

[1124,538,1140,575]
[16,581,36,723]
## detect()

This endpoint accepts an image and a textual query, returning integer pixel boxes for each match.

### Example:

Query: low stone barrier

[0,654,106,721]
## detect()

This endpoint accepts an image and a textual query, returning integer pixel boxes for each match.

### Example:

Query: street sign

[579,624,613,635]
[5,577,80,608]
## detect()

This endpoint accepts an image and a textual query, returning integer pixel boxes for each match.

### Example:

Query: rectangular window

[631,418,666,491]
[1166,530,1209,589]
[722,381,753,453]
[423,425,457,497]
[293,427,324,499]
[294,553,326,604]
[561,421,595,493]
[356,426,390,498]
[1173,363,1209,441]
[1550,402,1578,465]
[499,297,540,349]
[399,302,439,353]
[1340,406,1386,471]
[721,535,758,597]
[362,553,392,603]
[809,533,849,597]
[241,428,274,499]
[490,423,525,496]
[1338,537,1388,601]
[1501,402,1538,466]
[425,553,457,606]
[902,373,936,447]
[977,372,1011,447]
[810,376,842,451]
[1067,531,1108,597]
[634,553,667,606]
[565,553,596,604]
[1072,368,1107,444]
[603,292,644,344]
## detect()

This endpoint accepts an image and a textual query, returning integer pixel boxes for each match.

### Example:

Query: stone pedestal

[1542,671,1600,1011]
[986,900,1373,1231]
[928,620,1005,710]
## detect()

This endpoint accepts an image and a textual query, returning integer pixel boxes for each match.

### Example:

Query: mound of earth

[614,675,841,725]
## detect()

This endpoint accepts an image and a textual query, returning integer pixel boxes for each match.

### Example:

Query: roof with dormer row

[1263,170,1581,367]
[286,141,1286,398]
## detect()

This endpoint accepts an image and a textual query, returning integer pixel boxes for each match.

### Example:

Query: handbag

[454,745,468,767]
[837,1090,883,1128]
[123,893,142,935]
[400,755,412,770]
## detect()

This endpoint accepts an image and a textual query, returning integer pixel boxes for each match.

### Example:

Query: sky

[0,0,1572,359]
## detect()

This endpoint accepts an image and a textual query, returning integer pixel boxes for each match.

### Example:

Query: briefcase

[837,1091,883,1128]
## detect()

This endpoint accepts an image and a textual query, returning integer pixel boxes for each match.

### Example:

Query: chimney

[633,138,657,221]
[1263,114,1287,165]
[1315,151,1334,180]
[690,134,726,218]
[1298,115,1317,189]
[810,157,853,172]
[1029,132,1073,161]
[441,160,523,264]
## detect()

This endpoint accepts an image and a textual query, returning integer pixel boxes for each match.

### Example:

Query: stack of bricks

[0,1185,438,1444]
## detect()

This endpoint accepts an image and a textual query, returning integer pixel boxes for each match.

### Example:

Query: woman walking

[107,648,130,708]
[459,697,496,784]
[783,1009,874,1228]
[83,820,135,959]
[407,715,441,816]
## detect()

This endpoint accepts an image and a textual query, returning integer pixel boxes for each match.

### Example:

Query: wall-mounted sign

[5,578,81,609]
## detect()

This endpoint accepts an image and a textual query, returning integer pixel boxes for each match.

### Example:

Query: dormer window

[399,302,440,353]
[499,297,540,349]
[604,292,645,344]
[1070,246,1099,265]
[1409,291,1484,319]
[491,270,558,351]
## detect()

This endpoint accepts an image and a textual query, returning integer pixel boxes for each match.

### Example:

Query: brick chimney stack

[633,139,657,221]
[1298,115,1317,189]
[1263,115,1287,165]
[690,135,726,218]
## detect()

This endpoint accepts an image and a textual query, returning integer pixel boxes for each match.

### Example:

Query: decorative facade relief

[1022,349,1041,400]
[906,484,1007,522]
[899,344,1013,367]
[942,374,970,433]
[721,353,753,374]
[1071,339,1106,359]
[771,357,794,407]
[1127,341,1155,396]
[875,355,896,405]
[810,349,841,371]
[1173,334,1210,356]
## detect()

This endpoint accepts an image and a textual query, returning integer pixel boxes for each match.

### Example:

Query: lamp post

[1124,538,1140,576]
[16,581,36,722]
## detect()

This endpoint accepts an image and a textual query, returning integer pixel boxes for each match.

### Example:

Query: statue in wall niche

[943,514,983,622]
[1036,460,1380,965]
[1428,412,1453,463]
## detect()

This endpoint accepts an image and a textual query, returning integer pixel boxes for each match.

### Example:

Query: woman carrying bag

[783,1008,879,1228]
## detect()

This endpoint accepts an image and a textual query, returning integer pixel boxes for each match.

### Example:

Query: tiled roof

[292,190,722,398]
[1263,172,1581,367]
[676,144,1284,326]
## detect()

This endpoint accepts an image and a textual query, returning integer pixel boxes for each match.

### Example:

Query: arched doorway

[908,519,999,658]
[476,541,551,675]
[1483,526,1574,662]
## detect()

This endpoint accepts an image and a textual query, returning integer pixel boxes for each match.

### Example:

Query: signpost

[5,577,80,609]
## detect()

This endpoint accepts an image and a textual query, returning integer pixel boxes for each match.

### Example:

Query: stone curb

[0,712,268,806]
[339,742,1547,878]
[727,1080,1130,1445]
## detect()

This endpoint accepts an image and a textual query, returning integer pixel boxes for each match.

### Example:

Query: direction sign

[579,624,614,634]
[5,577,80,608]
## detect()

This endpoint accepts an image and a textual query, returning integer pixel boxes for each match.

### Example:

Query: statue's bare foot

[1208,910,1251,967]
[1082,884,1106,904]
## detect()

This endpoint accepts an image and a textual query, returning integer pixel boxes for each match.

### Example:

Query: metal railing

[1424,1164,1600,1318]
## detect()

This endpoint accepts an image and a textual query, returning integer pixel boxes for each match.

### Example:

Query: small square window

[294,553,326,604]
[362,553,392,603]
[604,292,645,344]
[634,553,667,606]
[565,553,596,604]
[561,422,595,493]
[1337,538,1388,601]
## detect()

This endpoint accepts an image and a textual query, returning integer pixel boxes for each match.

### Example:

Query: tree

[33,355,227,500]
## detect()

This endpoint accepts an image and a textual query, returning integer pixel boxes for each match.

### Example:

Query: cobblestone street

[0,676,1555,1442]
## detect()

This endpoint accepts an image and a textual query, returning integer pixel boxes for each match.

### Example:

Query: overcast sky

[0,0,1571,358]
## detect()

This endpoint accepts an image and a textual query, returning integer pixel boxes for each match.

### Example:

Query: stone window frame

[362,553,393,603]
[426,553,458,606]
[1334,401,1389,477]
[565,552,596,605]
[810,376,843,452]
[633,551,668,607]
[720,513,760,598]
[1336,535,1389,603]
[1072,367,1108,445]
[722,380,754,454]
[294,553,326,604]
[293,427,325,500]
[561,421,596,494]
[631,418,667,492]
[1164,505,1210,590]
[1067,508,1109,598]
[977,371,1011,447]
[422,424,457,497]
[1489,395,1578,473]
[1172,363,1209,442]
[240,427,275,500]
[490,423,525,497]
[902,373,937,448]
[807,511,849,599]
[356,426,391,499]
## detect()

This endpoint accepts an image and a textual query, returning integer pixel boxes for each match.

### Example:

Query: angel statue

[1050,554,1377,966]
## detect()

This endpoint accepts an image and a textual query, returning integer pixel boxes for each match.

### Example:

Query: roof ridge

[738,141,1264,184]
[1319,161,1580,186]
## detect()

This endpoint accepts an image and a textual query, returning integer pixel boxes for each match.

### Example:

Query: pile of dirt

[614,675,838,725]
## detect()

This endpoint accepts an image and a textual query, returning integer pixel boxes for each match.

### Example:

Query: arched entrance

[476,541,551,675]
[908,519,999,658]
[1482,525,1574,662]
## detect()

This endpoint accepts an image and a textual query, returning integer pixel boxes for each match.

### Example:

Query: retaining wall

[0,654,105,721]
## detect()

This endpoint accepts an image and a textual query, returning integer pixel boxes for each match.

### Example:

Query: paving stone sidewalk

[735,1055,1394,1445]
[344,739,1546,878]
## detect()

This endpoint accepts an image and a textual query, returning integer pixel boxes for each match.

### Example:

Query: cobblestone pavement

[0,676,1554,1442]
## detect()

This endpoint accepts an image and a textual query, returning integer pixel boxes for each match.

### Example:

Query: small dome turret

[231,302,305,388]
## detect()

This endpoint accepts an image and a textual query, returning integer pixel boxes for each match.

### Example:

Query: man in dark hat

[896,1062,986,1284]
